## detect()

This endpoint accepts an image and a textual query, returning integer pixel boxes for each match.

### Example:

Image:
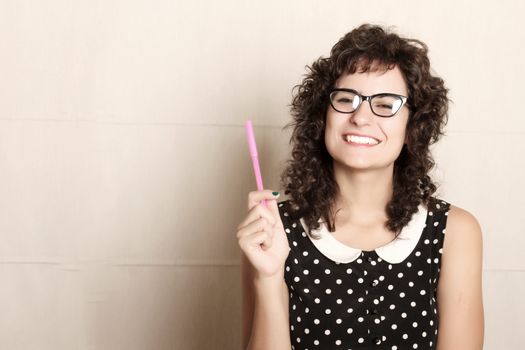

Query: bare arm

[237,191,292,350]
[248,275,291,349]
[241,253,255,349]
[241,253,291,350]
[436,205,484,349]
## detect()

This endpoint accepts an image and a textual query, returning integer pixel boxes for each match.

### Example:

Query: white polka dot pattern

[279,197,450,350]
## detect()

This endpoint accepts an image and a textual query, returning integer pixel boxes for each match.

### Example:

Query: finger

[238,230,272,252]
[266,197,284,229]
[237,202,277,230]
[236,217,272,240]
[247,190,280,211]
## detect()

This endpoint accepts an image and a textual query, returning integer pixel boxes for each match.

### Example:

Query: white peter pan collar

[299,204,428,264]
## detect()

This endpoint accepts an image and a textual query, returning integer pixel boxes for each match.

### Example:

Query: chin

[336,159,375,170]
[333,157,392,172]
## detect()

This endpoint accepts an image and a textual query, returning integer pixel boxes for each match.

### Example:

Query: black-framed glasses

[329,88,409,117]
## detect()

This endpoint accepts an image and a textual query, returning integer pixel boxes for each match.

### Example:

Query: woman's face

[324,65,410,172]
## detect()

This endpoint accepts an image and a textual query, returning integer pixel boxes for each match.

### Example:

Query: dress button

[371,309,378,315]
[370,280,378,287]
[367,256,374,262]
[373,337,382,345]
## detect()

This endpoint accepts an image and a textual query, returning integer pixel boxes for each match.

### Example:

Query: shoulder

[276,200,293,227]
[277,199,289,210]
[442,203,483,260]
[277,200,290,217]
[446,204,483,241]
[426,196,483,259]
[277,199,307,233]
[277,199,301,220]
[426,195,452,213]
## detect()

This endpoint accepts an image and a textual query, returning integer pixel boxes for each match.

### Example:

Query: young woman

[236,24,484,350]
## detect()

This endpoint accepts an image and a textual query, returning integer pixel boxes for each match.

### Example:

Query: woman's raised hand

[236,190,291,279]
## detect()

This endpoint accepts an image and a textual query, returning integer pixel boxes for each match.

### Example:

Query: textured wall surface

[0,0,523,349]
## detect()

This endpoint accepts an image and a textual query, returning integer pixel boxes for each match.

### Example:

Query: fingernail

[272,191,280,197]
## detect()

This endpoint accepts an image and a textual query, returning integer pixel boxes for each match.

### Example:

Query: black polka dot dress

[278,197,450,350]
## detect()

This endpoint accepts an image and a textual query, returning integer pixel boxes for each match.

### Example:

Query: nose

[349,100,374,126]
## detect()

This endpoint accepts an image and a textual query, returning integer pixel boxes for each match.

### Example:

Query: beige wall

[0,0,523,349]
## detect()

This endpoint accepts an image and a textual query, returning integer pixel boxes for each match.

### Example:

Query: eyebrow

[334,87,408,96]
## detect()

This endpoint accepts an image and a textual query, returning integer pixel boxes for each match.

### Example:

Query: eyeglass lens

[330,90,403,117]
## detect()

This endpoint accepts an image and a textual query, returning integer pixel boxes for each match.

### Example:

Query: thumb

[266,194,283,227]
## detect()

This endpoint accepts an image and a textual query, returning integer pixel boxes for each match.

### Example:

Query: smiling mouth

[343,134,381,145]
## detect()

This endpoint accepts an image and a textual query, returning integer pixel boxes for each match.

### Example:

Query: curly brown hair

[279,24,449,238]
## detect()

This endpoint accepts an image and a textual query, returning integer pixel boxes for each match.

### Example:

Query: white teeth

[345,135,379,145]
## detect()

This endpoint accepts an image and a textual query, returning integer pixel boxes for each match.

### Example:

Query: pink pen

[245,120,267,208]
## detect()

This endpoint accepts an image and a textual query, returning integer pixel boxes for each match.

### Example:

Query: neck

[332,161,394,226]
